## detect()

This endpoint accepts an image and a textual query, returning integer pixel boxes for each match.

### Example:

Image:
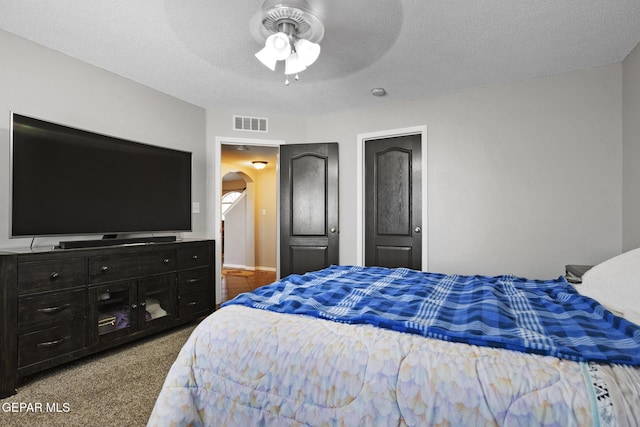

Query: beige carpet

[0,323,197,427]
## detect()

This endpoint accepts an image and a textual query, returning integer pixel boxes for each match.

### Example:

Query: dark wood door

[280,143,339,277]
[365,134,422,269]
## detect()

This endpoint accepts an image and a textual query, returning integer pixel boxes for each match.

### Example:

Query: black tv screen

[11,113,192,237]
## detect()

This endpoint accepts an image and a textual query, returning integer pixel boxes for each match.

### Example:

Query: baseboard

[222,264,276,272]
[222,263,253,270]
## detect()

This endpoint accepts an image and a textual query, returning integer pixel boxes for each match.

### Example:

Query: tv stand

[57,236,177,250]
[0,239,215,397]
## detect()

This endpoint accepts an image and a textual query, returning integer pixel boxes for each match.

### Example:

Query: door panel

[291,155,327,235]
[365,134,421,269]
[376,148,411,235]
[290,246,328,274]
[376,246,412,268]
[280,143,339,277]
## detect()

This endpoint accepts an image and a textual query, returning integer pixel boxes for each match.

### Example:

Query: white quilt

[148,305,626,426]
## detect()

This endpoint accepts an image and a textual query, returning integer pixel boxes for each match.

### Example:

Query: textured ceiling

[1,0,640,117]
[221,143,279,172]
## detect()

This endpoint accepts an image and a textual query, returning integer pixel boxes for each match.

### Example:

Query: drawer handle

[37,336,70,349]
[131,303,138,309]
[186,301,199,306]
[186,278,203,284]
[163,258,170,264]
[192,255,198,260]
[50,272,59,280]
[37,304,70,315]
[101,266,109,272]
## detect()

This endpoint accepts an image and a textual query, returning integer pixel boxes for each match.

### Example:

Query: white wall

[307,64,623,279]
[0,30,207,249]
[255,166,277,270]
[623,42,640,252]
[223,193,248,268]
[3,26,630,281]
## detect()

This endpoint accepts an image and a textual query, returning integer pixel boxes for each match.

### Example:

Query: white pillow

[579,247,640,326]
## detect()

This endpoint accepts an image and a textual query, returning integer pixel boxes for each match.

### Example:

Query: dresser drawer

[18,321,85,368]
[177,244,210,270]
[18,258,86,294]
[18,289,86,333]
[177,267,210,292]
[179,289,213,318]
[89,250,176,283]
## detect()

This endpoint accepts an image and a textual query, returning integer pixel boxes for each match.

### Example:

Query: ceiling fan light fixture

[252,0,324,84]
[255,46,278,71]
[255,32,292,70]
[267,32,292,60]
[285,52,307,75]
[295,38,321,66]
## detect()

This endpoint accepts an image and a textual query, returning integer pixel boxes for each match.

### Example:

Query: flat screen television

[10,113,192,241]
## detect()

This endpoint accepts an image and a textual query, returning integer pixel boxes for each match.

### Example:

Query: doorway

[212,137,283,304]
[220,170,254,269]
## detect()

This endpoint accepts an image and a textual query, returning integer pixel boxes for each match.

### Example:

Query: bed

[148,259,640,426]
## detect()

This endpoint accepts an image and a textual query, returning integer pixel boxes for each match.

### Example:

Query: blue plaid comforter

[223,265,640,365]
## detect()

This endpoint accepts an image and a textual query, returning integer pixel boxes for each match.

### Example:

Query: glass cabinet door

[138,274,175,329]
[90,280,137,342]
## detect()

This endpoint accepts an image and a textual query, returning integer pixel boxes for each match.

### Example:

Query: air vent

[233,115,268,132]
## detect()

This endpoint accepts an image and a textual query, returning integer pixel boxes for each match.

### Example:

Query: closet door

[280,143,339,277]
[365,134,422,269]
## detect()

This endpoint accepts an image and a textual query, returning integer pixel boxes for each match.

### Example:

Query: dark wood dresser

[0,239,215,398]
